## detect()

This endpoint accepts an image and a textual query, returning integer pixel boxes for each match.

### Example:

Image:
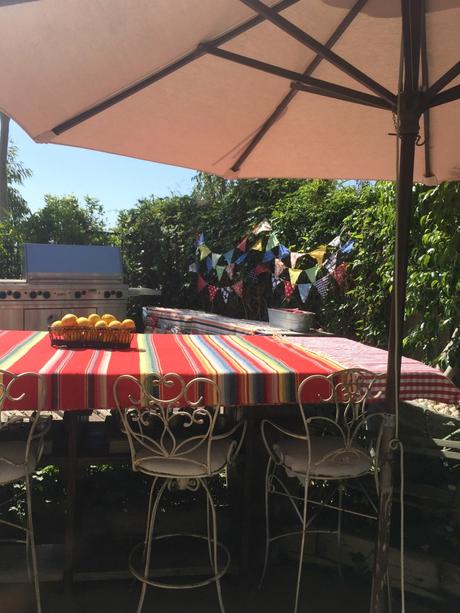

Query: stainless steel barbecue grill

[0,243,129,330]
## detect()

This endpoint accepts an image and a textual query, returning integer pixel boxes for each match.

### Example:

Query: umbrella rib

[48,0,300,137]
[239,0,397,106]
[231,0,368,173]
[428,83,460,108]
[202,44,394,111]
[424,61,460,103]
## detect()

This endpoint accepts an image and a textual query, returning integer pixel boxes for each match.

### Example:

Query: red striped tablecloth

[290,336,460,404]
[0,331,458,411]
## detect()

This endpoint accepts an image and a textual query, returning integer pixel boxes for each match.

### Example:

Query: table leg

[241,409,255,579]
[63,412,78,589]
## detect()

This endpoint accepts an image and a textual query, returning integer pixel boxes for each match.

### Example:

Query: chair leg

[206,492,214,569]
[136,478,169,613]
[294,475,310,613]
[201,478,226,613]
[25,475,41,613]
[337,482,344,579]
[258,456,274,589]
[143,477,158,559]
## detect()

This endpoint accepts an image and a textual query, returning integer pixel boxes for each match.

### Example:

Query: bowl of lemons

[49,313,136,349]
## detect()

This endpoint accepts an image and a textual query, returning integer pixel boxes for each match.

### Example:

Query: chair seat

[134,438,235,477]
[273,435,372,479]
[0,441,38,485]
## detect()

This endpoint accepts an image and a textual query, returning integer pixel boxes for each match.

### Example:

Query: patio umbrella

[0,1,459,610]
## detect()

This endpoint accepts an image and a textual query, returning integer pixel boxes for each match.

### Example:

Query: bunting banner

[288,268,303,286]
[272,274,282,289]
[328,235,341,249]
[199,244,211,260]
[308,245,327,264]
[235,252,247,265]
[252,219,272,234]
[274,258,286,278]
[266,233,280,250]
[340,239,355,254]
[314,274,331,299]
[233,280,244,297]
[262,249,275,263]
[188,262,199,273]
[255,264,270,275]
[305,265,319,283]
[196,232,205,247]
[247,268,258,283]
[208,285,219,302]
[215,265,225,281]
[324,253,338,273]
[237,237,247,252]
[284,280,295,300]
[251,239,263,251]
[297,283,312,303]
[197,275,208,292]
[221,287,231,304]
[225,263,235,280]
[206,256,213,272]
[290,252,305,268]
[223,249,235,264]
[278,244,290,259]
[211,253,221,268]
[331,262,348,286]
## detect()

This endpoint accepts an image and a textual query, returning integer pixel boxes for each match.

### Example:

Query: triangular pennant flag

[284,281,295,300]
[308,245,327,264]
[290,252,305,268]
[188,262,199,273]
[305,265,319,283]
[221,286,231,304]
[262,249,275,263]
[237,237,247,252]
[233,280,244,297]
[324,253,338,272]
[328,235,341,249]
[235,252,247,265]
[223,249,235,264]
[297,283,312,303]
[255,264,270,275]
[206,256,213,272]
[251,238,263,251]
[278,244,290,259]
[274,258,286,278]
[289,268,303,286]
[199,244,211,260]
[208,285,219,302]
[197,275,208,292]
[331,262,348,286]
[225,263,235,279]
[252,219,272,234]
[196,232,205,247]
[211,253,221,268]
[266,233,280,250]
[314,274,331,299]
[340,239,355,254]
[216,265,225,281]
[272,274,282,290]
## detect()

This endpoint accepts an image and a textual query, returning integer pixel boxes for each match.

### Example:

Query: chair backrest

[0,369,50,474]
[113,373,226,476]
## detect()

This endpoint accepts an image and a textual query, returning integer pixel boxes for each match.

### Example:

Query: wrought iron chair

[0,370,51,613]
[259,368,385,613]
[114,373,246,613]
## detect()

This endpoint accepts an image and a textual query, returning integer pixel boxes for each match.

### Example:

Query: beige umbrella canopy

[0,0,459,182]
[1,2,460,611]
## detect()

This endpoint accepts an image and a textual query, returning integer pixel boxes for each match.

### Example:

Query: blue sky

[10,122,196,227]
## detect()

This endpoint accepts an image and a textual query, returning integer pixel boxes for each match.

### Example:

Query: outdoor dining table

[0,328,459,584]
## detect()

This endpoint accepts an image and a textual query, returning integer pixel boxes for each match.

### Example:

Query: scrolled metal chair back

[0,369,50,472]
[114,373,224,476]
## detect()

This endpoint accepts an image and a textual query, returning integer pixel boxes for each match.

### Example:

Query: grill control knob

[0,291,6,299]
[43,291,51,299]
[116,291,123,298]
[104,291,111,298]
[30,291,37,299]
[13,291,21,299]
[74,291,81,299]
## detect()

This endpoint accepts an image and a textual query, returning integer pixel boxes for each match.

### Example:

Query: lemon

[76,317,91,327]
[61,314,78,327]
[95,320,107,329]
[87,313,100,326]
[101,313,115,324]
[122,318,135,329]
[108,320,122,329]
[50,320,62,328]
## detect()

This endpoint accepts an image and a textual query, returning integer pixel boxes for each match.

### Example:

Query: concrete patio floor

[0,563,449,613]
